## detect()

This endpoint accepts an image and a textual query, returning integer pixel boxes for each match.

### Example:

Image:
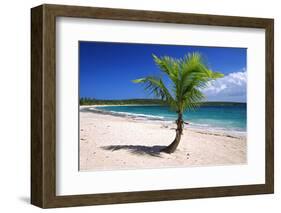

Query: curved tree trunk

[161,112,183,154]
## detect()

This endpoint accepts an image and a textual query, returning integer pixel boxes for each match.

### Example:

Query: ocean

[93,104,247,133]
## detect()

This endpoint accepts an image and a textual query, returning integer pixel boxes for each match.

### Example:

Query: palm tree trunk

[161,112,183,154]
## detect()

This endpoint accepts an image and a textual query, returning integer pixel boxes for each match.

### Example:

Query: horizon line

[79,97,246,104]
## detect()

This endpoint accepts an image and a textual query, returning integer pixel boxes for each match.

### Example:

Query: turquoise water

[94,104,247,132]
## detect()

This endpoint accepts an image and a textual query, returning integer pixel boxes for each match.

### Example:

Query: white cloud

[202,69,247,102]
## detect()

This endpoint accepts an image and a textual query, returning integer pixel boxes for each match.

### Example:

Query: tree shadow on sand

[101,145,167,158]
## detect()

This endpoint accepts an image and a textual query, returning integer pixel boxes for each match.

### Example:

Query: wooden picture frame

[31,4,274,208]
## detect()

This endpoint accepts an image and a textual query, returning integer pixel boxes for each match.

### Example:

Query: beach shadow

[101,145,166,157]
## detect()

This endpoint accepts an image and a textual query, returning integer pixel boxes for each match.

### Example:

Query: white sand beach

[79,106,247,171]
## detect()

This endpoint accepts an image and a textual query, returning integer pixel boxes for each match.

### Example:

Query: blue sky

[79,41,247,102]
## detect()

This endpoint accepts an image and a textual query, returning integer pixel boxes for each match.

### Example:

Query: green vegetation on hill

[79,97,245,106]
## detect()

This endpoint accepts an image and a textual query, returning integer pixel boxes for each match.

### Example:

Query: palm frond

[182,88,205,111]
[133,52,224,113]
[152,54,179,85]
[133,77,176,108]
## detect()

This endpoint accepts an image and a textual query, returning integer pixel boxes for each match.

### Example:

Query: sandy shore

[79,107,247,171]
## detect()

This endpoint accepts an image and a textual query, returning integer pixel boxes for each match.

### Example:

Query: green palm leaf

[133,52,223,113]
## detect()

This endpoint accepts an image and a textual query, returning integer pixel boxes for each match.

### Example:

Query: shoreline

[80,105,247,139]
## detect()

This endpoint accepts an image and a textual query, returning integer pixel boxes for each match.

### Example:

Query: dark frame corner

[31,4,274,208]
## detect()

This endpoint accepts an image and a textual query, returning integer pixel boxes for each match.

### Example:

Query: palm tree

[133,53,224,154]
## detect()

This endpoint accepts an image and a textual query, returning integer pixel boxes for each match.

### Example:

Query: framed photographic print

[31,4,274,208]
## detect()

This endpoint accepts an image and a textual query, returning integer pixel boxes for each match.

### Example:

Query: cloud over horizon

[202,69,247,102]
